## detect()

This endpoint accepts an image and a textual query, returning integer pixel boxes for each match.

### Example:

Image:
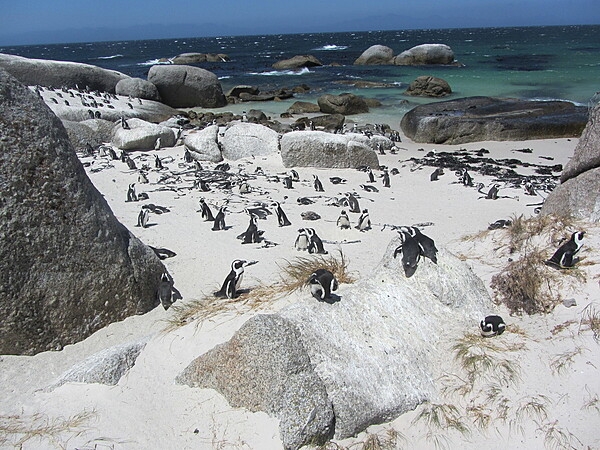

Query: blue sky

[1,0,599,45]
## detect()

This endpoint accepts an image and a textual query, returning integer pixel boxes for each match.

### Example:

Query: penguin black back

[308,268,338,301]
[393,230,421,277]
[546,231,585,269]
[480,315,506,337]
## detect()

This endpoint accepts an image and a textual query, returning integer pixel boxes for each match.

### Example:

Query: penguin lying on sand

[308,269,338,301]
[480,315,506,337]
[545,231,585,269]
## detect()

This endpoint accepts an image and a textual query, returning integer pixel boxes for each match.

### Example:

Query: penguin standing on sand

[356,209,371,231]
[393,229,421,277]
[289,169,300,182]
[461,168,473,187]
[382,169,391,188]
[295,228,310,251]
[155,154,164,170]
[344,192,361,213]
[545,231,585,269]
[337,210,351,229]
[240,213,261,244]
[125,156,137,170]
[480,315,506,337]
[313,174,324,192]
[184,148,193,163]
[367,166,375,183]
[307,228,328,254]
[430,168,443,181]
[215,260,248,299]
[308,269,338,301]
[137,207,149,228]
[138,171,149,184]
[272,201,291,227]
[199,198,214,221]
[283,176,293,189]
[126,183,137,202]
[212,206,226,231]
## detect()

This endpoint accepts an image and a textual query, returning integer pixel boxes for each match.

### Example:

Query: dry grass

[504,213,577,254]
[411,402,470,450]
[579,302,600,342]
[0,410,96,449]
[542,420,582,450]
[313,428,403,450]
[581,385,600,414]
[549,347,585,375]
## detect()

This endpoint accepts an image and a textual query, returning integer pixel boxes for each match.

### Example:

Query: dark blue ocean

[2,25,599,122]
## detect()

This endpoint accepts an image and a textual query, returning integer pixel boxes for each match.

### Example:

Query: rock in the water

[170,52,230,64]
[147,65,227,108]
[183,125,223,162]
[317,93,369,115]
[177,314,334,450]
[354,45,394,65]
[280,131,379,168]
[48,338,149,389]
[111,118,176,150]
[405,75,452,97]
[0,69,166,355]
[0,52,129,92]
[221,122,280,160]
[286,101,321,115]
[393,44,455,65]
[115,77,161,101]
[400,96,588,144]
[226,85,260,100]
[272,55,323,70]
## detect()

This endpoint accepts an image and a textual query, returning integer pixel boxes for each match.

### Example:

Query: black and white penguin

[212,206,226,231]
[107,147,118,160]
[366,166,376,183]
[283,176,293,189]
[461,168,473,187]
[337,210,351,229]
[120,116,130,129]
[360,184,379,193]
[486,184,499,200]
[125,156,137,170]
[344,192,361,213]
[307,228,328,254]
[198,180,211,192]
[393,229,421,277]
[430,168,444,181]
[523,181,536,196]
[308,269,338,301]
[138,171,149,184]
[126,183,137,202]
[155,154,164,170]
[240,213,261,244]
[313,175,324,192]
[329,176,346,185]
[382,169,391,188]
[480,315,506,337]
[199,198,214,221]
[154,137,161,150]
[289,169,300,182]
[137,207,149,228]
[272,201,291,227]
[404,226,438,264]
[546,231,585,269]
[158,273,174,310]
[356,209,371,231]
[215,259,247,299]
[184,148,193,163]
[295,228,310,251]
[238,180,251,194]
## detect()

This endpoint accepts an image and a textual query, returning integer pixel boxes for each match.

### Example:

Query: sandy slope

[1,124,598,450]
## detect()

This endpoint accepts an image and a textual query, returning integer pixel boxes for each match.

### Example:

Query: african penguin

[355,209,371,231]
[126,183,137,202]
[382,169,390,188]
[480,315,506,337]
[393,229,421,277]
[272,201,291,227]
[461,168,473,186]
[125,156,137,170]
[184,148,193,163]
[546,231,585,269]
[199,198,214,221]
[289,169,300,182]
[212,206,226,231]
[295,228,310,251]
[138,171,149,184]
[240,213,261,244]
[337,210,351,229]
[308,269,338,301]
[307,228,327,254]
[313,174,324,192]
[283,176,293,189]
[157,273,174,310]
[430,168,443,181]
[215,259,247,299]
[367,167,375,183]
[404,226,438,264]
[137,207,149,228]
[344,192,361,213]
[155,154,164,170]
[154,137,161,150]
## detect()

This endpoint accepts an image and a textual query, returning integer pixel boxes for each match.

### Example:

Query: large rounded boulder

[317,93,369,115]
[221,122,279,160]
[405,75,452,97]
[354,45,394,65]
[272,55,323,70]
[111,118,176,150]
[393,44,455,65]
[115,77,161,101]
[147,65,227,108]
[183,125,223,162]
[0,69,166,355]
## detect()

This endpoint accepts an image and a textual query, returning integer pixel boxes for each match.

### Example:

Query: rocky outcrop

[221,122,279,160]
[280,131,379,168]
[286,101,321,115]
[292,114,345,132]
[115,77,161,101]
[405,75,452,97]
[226,85,259,101]
[0,53,129,92]
[62,118,115,153]
[272,55,323,70]
[177,239,491,447]
[147,65,227,108]
[393,44,455,65]
[111,118,176,150]
[183,125,223,162]
[48,338,149,389]
[0,69,165,355]
[541,103,600,221]
[170,52,230,64]
[317,93,369,115]
[177,315,334,450]
[400,96,588,144]
[354,45,394,65]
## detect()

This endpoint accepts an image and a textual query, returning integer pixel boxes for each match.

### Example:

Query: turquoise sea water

[2,25,599,124]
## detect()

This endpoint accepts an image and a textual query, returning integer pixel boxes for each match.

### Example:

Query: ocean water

[2,25,599,124]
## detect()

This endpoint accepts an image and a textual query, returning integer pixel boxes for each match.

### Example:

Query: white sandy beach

[1,120,599,450]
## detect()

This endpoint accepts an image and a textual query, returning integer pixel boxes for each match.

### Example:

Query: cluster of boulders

[354,43,457,66]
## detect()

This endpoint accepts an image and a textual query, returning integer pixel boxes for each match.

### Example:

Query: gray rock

[147,65,227,108]
[0,52,129,92]
[393,44,455,65]
[540,167,600,221]
[226,85,260,99]
[405,75,452,97]
[111,118,176,150]
[48,338,149,389]
[221,122,279,160]
[0,69,165,355]
[317,93,369,115]
[171,52,230,64]
[115,77,161,101]
[400,96,588,144]
[560,102,600,183]
[183,125,223,162]
[62,118,114,153]
[280,131,379,168]
[286,101,321,115]
[177,315,334,450]
[272,55,323,70]
[354,45,394,65]
[345,133,394,152]
[246,109,269,123]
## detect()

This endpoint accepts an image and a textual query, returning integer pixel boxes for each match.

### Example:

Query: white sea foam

[96,54,123,60]
[313,44,348,51]
[137,58,172,66]
[248,67,311,76]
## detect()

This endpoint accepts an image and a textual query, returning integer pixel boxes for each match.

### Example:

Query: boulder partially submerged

[405,75,452,97]
[272,55,323,70]
[353,45,394,65]
[401,96,588,144]
[393,44,455,65]
[317,93,369,115]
